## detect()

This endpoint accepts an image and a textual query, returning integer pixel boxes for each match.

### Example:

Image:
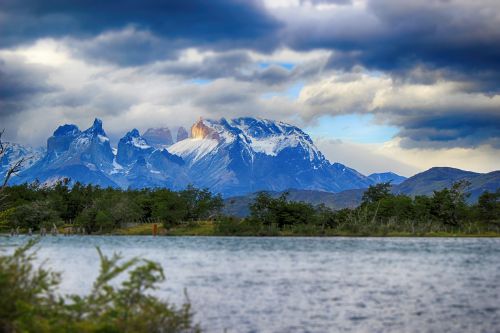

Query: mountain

[5,116,431,197]
[176,126,189,142]
[16,119,118,187]
[0,143,44,181]
[368,172,406,185]
[142,126,189,148]
[223,167,500,216]
[116,129,154,166]
[169,117,372,196]
[113,129,188,189]
[394,167,499,202]
[142,128,173,148]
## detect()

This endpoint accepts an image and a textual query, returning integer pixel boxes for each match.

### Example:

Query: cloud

[316,137,500,176]
[0,0,498,173]
[315,137,420,176]
[297,70,500,148]
[267,0,500,93]
[0,0,281,57]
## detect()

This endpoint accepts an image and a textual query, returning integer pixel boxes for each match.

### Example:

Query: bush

[0,240,201,333]
[9,200,62,231]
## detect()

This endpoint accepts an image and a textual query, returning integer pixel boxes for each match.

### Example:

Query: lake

[2,236,500,333]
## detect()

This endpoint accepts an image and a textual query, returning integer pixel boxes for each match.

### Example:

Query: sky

[0,0,499,176]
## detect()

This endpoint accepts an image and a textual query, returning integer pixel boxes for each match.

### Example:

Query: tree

[0,130,30,191]
[249,192,275,226]
[476,190,500,224]
[9,200,62,230]
[152,190,188,227]
[430,180,471,226]
[362,182,392,205]
[180,185,223,220]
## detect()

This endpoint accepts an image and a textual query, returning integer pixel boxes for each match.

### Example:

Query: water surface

[2,236,499,333]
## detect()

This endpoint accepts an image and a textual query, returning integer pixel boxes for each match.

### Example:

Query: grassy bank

[108,221,500,237]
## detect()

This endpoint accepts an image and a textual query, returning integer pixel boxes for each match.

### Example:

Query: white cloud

[0,33,498,175]
[316,137,500,176]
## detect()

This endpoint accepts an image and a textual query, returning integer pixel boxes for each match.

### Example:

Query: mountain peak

[191,118,220,140]
[125,128,140,139]
[176,126,188,142]
[93,118,103,128]
[84,118,106,136]
[53,124,81,137]
[143,127,173,147]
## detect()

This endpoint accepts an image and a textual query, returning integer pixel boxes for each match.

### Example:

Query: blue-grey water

[2,236,500,333]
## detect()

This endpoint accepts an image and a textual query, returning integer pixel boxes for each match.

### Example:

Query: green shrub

[0,240,201,333]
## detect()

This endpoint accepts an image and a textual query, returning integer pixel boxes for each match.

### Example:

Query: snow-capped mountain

[169,117,372,195]
[6,117,403,196]
[16,119,118,187]
[116,129,154,166]
[113,129,188,189]
[0,143,44,180]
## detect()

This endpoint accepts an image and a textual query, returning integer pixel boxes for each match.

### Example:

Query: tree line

[216,181,500,236]
[0,179,499,236]
[0,180,223,234]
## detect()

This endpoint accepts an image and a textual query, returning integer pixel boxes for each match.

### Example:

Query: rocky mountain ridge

[4,117,406,196]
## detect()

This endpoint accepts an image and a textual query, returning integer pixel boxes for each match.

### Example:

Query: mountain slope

[394,167,480,196]
[368,172,406,185]
[111,129,189,189]
[0,143,44,181]
[394,167,499,202]
[16,119,118,187]
[7,117,441,197]
[169,117,372,196]
[224,167,500,216]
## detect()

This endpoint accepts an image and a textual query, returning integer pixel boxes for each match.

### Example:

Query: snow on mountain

[169,117,372,195]
[116,129,153,166]
[113,129,188,189]
[15,118,118,187]
[170,117,324,163]
[8,117,378,196]
[368,172,407,185]
[0,143,44,181]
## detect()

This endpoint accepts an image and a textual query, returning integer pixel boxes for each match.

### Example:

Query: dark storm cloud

[301,0,352,4]
[68,28,184,66]
[0,59,56,119]
[1,0,499,151]
[159,52,252,79]
[384,108,500,149]
[0,60,54,101]
[0,0,283,68]
[279,0,500,88]
[156,51,301,86]
[0,0,281,51]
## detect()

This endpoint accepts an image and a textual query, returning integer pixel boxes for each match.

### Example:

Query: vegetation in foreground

[0,176,498,237]
[0,239,200,333]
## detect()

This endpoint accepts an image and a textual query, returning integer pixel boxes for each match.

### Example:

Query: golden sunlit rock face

[191,119,220,140]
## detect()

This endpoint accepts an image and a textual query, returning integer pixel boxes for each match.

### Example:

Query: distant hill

[223,188,364,217]
[394,167,478,195]
[224,167,500,217]
[393,167,498,202]
[368,172,406,185]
